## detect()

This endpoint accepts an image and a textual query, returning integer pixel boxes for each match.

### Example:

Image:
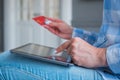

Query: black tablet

[10,43,73,66]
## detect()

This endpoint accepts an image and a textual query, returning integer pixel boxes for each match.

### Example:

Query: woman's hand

[43,17,73,40]
[56,37,107,68]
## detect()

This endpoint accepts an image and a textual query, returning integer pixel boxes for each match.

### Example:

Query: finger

[66,39,75,55]
[55,56,66,62]
[56,41,71,53]
[43,21,60,31]
[48,22,60,28]
[43,25,56,33]
[43,25,60,35]
[67,46,72,55]
[71,55,80,66]
[46,17,62,22]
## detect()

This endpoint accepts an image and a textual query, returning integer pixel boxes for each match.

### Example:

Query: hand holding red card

[33,16,73,40]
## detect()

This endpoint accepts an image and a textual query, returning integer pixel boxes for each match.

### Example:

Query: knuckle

[71,43,75,47]
[72,55,77,61]
[71,40,77,48]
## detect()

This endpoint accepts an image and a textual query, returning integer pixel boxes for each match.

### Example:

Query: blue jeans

[0,51,103,80]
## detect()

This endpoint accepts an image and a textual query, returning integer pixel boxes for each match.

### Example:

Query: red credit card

[33,16,46,25]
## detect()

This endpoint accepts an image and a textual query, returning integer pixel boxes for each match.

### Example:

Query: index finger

[46,17,62,22]
[56,41,71,53]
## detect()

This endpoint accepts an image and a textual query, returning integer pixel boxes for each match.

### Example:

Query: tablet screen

[15,43,55,57]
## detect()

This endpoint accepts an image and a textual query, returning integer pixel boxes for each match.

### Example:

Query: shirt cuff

[106,44,120,74]
[72,28,84,38]
[72,28,78,38]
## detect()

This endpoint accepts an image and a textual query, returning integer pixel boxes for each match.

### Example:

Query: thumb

[56,41,71,53]
[48,22,60,28]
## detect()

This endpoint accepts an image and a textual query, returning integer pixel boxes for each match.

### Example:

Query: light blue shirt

[72,0,120,80]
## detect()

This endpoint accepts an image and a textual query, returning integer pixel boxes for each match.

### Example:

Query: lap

[0,51,103,80]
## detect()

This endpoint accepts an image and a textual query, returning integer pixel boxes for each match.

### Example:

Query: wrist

[97,48,108,67]
[67,27,73,40]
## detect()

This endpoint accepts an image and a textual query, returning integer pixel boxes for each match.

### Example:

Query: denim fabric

[0,51,103,80]
[0,66,43,80]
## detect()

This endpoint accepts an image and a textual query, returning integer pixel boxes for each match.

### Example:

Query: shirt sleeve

[72,28,98,45]
[72,28,97,44]
[106,43,120,75]
[72,28,108,47]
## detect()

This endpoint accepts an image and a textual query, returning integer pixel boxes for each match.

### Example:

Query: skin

[42,17,108,68]
[43,17,73,39]
[56,38,107,68]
